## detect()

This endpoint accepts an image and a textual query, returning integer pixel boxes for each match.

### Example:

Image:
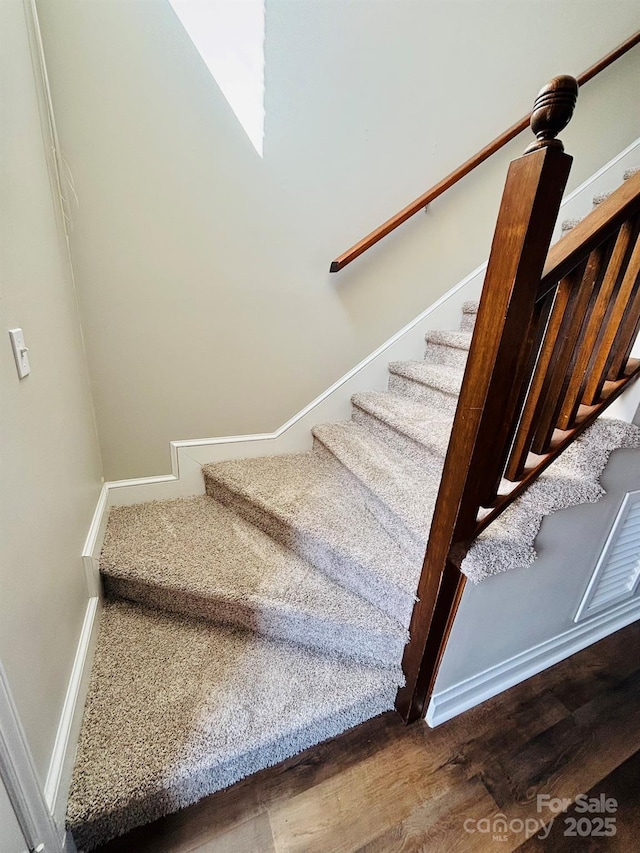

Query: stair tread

[389,360,464,397]
[101,496,405,664]
[424,329,472,350]
[312,420,441,541]
[592,190,613,206]
[352,390,454,456]
[67,599,401,851]
[561,216,581,232]
[203,452,421,598]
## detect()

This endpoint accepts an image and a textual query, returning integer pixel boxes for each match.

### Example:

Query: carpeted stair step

[70,167,640,853]
[100,496,406,667]
[561,216,581,234]
[463,418,640,582]
[351,390,454,461]
[561,168,639,234]
[561,193,608,234]
[67,598,402,851]
[424,329,472,369]
[388,360,464,412]
[460,300,479,332]
[312,420,441,559]
[202,452,420,624]
[592,190,613,206]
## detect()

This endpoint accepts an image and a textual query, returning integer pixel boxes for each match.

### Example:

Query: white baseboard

[44,596,102,828]
[426,595,640,727]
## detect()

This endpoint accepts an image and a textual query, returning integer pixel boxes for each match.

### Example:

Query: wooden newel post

[396,76,579,723]
[525,75,579,152]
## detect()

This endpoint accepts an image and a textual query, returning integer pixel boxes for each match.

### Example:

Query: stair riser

[103,575,403,667]
[204,476,416,625]
[352,404,446,466]
[312,438,426,563]
[424,340,469,369]
[388,373,459,414]
[460,313,476,333]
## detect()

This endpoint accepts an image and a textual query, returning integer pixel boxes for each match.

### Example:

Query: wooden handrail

[396,75,640,723]
[330,30,640,273]
[539,168,640,298]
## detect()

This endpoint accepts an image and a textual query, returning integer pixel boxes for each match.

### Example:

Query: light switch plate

[9,328,31,378]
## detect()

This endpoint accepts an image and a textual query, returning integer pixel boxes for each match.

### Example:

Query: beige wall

[36,0,640,480]
[0,0,103,783]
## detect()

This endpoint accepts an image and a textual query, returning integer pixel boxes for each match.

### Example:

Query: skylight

[168,0,266,157]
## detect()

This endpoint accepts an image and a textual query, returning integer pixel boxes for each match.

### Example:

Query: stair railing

[330,30,640,273]
[397,75,640,723]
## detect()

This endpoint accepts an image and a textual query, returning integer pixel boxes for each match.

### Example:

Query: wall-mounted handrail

[330,30,640,273]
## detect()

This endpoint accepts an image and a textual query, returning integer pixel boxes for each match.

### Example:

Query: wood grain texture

[524,75,578,154]
[506,273,579,480]
[517,750,640,851]
[540,169,640,299]
[604,231,640,380]
[92,621,640,853]
[583,229,640,403]
[400,160,640,723]
[397,142,572,722]
[529,255,597,455]
[557,229,627,430]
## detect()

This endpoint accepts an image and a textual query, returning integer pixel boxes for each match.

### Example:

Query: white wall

[0,0,103,785]
[0,779,28,853]
[35,0,640,480]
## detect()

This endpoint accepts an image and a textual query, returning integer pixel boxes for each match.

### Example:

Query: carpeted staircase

[67,170,640,851]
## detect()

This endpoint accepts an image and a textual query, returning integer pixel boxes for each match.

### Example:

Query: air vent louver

[575,490,640,622]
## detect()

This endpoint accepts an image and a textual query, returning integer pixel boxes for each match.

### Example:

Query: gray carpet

[67,600,402,851]
[101,495,407,666]
[69,171,640,849]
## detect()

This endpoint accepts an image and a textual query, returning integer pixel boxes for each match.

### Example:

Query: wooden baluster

[583,229,640,404]
[556,228,629,429]
[505,271,580,481]
[491,288,555,486]
[528,250,603,455]
[604,236,640,380]
[397,76,577,723]
[609,290,640,380]
[478,286,557,504]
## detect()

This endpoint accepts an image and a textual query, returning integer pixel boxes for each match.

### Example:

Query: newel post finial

[525,75,578,154]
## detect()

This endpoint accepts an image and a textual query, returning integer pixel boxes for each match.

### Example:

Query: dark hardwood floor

[94,621,640,853]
